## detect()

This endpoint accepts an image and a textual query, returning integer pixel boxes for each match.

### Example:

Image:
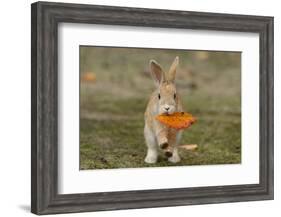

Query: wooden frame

[31,1,274,215]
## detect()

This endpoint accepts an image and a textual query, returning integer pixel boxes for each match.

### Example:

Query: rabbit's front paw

[160,142,169,149]
[164,151,173,158]
[160,142,173,158]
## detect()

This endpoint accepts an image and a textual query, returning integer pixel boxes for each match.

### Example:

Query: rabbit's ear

[150,60,165,85]
[167,56,179,82]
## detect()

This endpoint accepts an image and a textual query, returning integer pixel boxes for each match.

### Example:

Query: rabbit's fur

[144,57,184,164]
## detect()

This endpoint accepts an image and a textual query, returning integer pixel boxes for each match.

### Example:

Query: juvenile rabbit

[144,57,183,164]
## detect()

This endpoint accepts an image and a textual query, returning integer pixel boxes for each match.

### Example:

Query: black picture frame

[31,1,274,215]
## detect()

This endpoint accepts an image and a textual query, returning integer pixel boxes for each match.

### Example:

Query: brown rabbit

[144,57,183,163]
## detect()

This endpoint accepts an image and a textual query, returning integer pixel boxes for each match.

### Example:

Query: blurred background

[80,46,241,170]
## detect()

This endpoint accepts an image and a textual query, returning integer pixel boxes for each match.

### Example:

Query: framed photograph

[31,1,274,215]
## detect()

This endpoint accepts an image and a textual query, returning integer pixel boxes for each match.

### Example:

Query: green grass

[80,93,241,169]
[79,47,241,170]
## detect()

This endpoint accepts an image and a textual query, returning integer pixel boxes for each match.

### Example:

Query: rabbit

[144,56,184,164]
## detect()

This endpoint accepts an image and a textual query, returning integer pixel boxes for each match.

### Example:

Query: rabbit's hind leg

[168,147,181,163]
[144,124,158,164]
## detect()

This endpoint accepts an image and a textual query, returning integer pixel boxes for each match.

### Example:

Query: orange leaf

[156,112,196,130]
[82,72,96,82]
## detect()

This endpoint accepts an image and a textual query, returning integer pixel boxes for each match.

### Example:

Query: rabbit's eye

[174,93,176,99]
[158,93,161,100]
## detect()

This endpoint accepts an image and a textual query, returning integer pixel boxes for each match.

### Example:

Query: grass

[79,47,241,170]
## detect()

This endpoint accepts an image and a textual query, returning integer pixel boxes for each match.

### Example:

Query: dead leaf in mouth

[156,112,196,130]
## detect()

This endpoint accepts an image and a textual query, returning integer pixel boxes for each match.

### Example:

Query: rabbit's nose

[164,106,170,111]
